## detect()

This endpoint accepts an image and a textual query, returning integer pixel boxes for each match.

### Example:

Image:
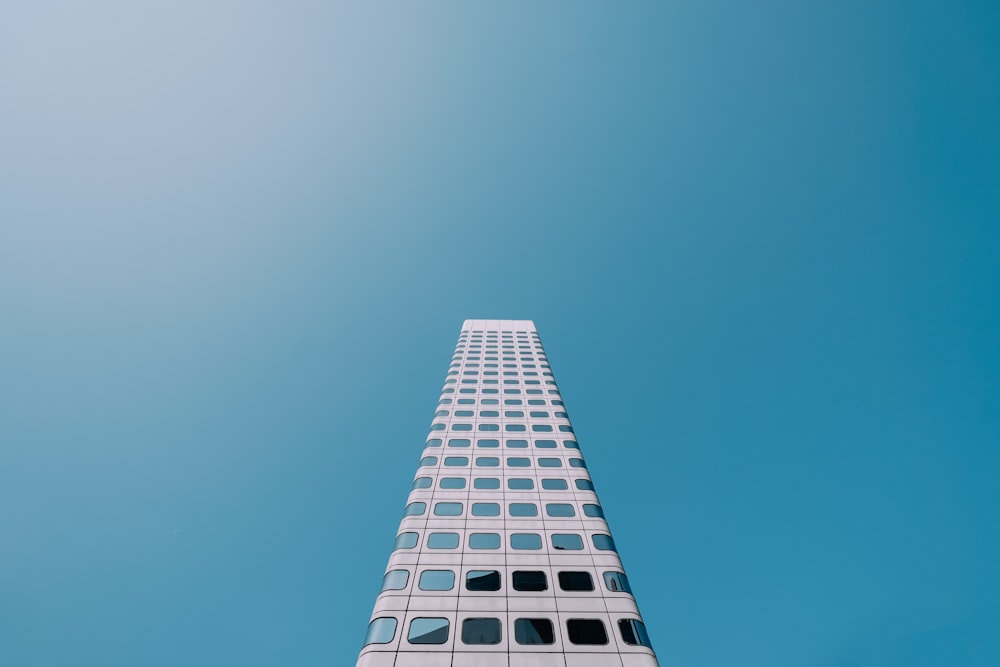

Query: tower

[355,319,658,667]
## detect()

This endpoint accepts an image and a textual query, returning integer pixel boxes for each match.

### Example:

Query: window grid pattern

[356,319,658,667]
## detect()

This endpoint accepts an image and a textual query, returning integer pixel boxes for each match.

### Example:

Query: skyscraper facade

[355,319,658,667]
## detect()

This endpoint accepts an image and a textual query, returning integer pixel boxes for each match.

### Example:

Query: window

[472,503,500,516]
[566,619,608,645]
[534,439,557,448]
[558,571,594,591]
[545,503,575,517]
[466,570,501,591]
[394,532,417,550]
[507,457,530,467]
[404,502,426,516]
[411,477,432,489]
[431,423,445,430]
[426,439,442,447]
[504,399,522,405]
[509,503,538,517]
[480,410,498,417]
[419,456,437,467]
[427,532,459,549]
[479,423,500,431]
[444,456,468,466]
[574,478,594,491]
[538,458,562,467]
[564,440,580,449]
[569,458,586,468]
[551,533,584,550]
[380,570,409,591]
[512,571,547,591]
[510,533,542,550]
[448,438,470,448]
[461,618,501,645]
[541,478,568,490]
[532,424,553,432]
[453,424,473,431]
[468,533,500,550]
[474,477,500,490]
[619,619,653,647]
[514,618,554,645]
[507,478,534,490]
[457,398,474,404]
[505,424,526,432]
[583,504,604,518]
[408,618,449,644]
[529,411,549,418]
[476,456,499,467]
[592,534,617,551]
[603,571,632,594]
[433,502,463,516]
[364,617,397,645]
[454,410,474,417]
[559,425,574,433]
[418,570,455,591]
[477,439,499,448]
[439,477,466,489]
[506,439,528,448]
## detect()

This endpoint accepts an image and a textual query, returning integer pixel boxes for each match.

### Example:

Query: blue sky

[1,2,998,666]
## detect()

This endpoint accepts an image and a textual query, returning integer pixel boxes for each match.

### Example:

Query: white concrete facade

[355,320,659,667]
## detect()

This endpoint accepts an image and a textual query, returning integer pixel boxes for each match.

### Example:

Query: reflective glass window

[619,619,653,647]
[592,534,617,551]
[427,532,460,549]
[453,424,473,431]
[505,424,526,432]
[439,477,466,489]
[411,477,432,489]
[564,440,580,449]
[546,503,575,517]
[426,439,442,447]
[471,503,500,516]
[380,570,409,591]
[534,439,557,448]
[507,478,534,490]
[569,458,586,468]
[408,618,449,644]
[433,502,463,516]
[419,456,437,467]
[506,439,528,448]
[444,456,468,466]
[404,502,426,516]
[394,532,418,550]
[538,458,561,467]
[448,438,470,448]
[507,457,531,467]
[583,504,604,518]
[551,533,584,550]
[603,571,633,594]
[418,570,455,591]
[509,503,538,517]
[575,478,594,491]
[468,533,501,550]
[541,479,568,490]
[474,477,500,489]
[466,570,501,591]
[510,533,542,550]
[476,456,500,467]
[479,423,500,431]
[364,617,397,645]
[477,439,499,448]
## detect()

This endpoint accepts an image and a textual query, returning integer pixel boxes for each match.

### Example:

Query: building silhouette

[355,319,658,667]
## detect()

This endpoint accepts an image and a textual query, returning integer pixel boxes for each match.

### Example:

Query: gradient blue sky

[2,2,998,666]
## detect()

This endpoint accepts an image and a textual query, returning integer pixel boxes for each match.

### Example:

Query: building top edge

[461,319,537,332]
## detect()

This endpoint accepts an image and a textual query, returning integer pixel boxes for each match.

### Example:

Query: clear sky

[1,2,998,666]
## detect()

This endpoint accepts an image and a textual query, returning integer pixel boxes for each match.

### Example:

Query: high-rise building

[355,319,658,667]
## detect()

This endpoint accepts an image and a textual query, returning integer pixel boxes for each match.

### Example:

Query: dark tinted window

[514,618,554,645]
[558,571,595,591]
[408,618,449,644]
[566,619,608,645]
[619,619,653,647]
[604,571,633,594]
[512,571,547,592]
[461,618,502,645]
[466,570,501,591]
